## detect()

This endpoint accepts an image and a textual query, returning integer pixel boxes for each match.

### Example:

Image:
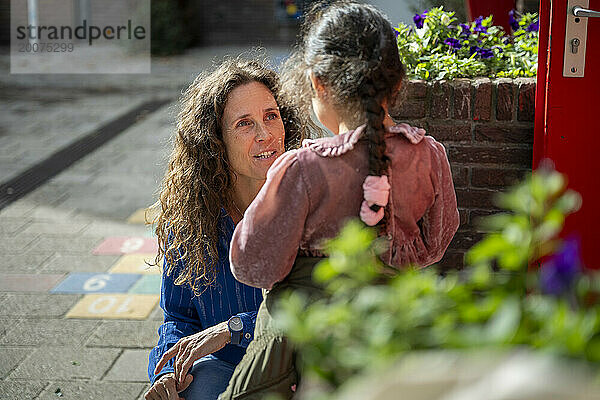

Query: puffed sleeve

[230,150,309,289]
[418,139,460,265]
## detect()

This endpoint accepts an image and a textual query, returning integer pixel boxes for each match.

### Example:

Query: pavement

[0,45,290,400]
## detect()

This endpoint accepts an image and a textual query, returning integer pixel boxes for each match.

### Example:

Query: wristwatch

[228,315,243,345]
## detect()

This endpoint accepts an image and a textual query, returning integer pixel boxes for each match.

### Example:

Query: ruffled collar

[302,123,426,157]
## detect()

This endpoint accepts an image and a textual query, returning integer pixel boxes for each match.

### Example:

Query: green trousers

[219,257,323,399]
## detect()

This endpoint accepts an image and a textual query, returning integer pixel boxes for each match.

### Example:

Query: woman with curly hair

[218,2,460,398]
[145,58,305,400]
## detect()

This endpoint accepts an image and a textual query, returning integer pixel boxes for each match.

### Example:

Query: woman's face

[221,81,286,186]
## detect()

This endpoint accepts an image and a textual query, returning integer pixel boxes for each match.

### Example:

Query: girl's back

[231,122,458,289]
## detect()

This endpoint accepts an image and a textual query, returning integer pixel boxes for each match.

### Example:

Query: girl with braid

[217,2,459,398]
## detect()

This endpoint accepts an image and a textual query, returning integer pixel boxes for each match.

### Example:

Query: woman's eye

[265,112,279,121]
[236,120,251,128]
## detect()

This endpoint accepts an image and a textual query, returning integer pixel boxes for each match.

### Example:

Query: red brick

[473,78,492,121]
[496,80,514,121]
[456,188,502,210]
[453,79,472,120]
[518,80,536,122]
[471,167,529,188]
[474,125,534,144]
[394,100,426,119]
[431,81,452,119]
[428,123,471,142]
[447,145,532,166]
[403,80,428,99]
[451,166,469,188]
[459,208,469,227]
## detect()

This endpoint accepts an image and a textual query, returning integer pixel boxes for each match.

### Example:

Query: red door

[534,0,600,269]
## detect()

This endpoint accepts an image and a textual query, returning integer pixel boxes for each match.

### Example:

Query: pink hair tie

[359,175,390,226]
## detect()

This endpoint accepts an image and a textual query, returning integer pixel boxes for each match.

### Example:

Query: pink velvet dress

[230,123,460,290]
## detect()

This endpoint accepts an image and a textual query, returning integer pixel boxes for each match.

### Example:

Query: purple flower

[509,10,520,31]
[394,28,400,39]
[459,23,471,36]
[413,10,427,29]
[469,46,494,59]
[526,20,539,32]
[473,16,488,34]
[540,237,583,296]
[479,48,494,58]
[444,38,462,51]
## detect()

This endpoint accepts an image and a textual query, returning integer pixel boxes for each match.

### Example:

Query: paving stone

[51,273,142,294]
[93,237,158,255]
[38,381,147,400]
[86,320,161,348]
[149,304,164,321]
[21,220,89,236]
[104,349,152,382]
[0,232,40,255]
[79,220,151,237]
[0,347,35,378]
[0,317,20,339]
[41,253,120,273]
[137,384,152,400]
[109,254,161,275]
[128,275,161,295]
[0,318,100,346]
[25,204,78,222]
[66,294,158,320]
[0,251,53,273]
[31,235,104,254]
[0,217,30,235]
[0,293,80,318]
[0,202,37,218]
[8,346,122,380]
[0,273,65,292]
[0,380,48,400]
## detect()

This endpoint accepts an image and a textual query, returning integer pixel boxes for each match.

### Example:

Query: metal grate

[0,98,171,211]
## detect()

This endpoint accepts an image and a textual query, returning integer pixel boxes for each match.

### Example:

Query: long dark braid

[286,1,406,227]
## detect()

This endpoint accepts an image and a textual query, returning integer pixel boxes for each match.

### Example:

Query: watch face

[228,316,243,331]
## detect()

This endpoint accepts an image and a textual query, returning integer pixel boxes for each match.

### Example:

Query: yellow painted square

[66,294,159,320]
[109,254,160,275]
[127,207,159,224]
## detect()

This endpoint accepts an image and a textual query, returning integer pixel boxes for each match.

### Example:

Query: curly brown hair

[152,58,305,295]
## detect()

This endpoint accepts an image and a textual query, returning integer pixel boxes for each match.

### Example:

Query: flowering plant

[395,7,539,80]
[275,167,600,396]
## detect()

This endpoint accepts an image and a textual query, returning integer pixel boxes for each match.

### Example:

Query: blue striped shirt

[147,212,263,384]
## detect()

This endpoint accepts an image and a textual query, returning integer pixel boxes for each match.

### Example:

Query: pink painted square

[92,237,158,255]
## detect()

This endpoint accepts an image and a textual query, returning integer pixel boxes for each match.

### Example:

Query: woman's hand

[154,321,232,388]
[144,372,193,400]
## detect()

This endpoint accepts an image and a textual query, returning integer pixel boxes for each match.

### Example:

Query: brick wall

[390,77,536,269]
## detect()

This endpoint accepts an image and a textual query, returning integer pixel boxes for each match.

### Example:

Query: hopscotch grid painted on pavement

[55,208,162,320]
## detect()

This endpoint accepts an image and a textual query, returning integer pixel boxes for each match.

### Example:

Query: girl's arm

[230,151,310,289]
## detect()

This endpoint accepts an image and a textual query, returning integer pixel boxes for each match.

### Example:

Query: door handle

[573,6,600,17]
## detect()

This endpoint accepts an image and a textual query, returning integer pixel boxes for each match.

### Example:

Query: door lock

[571,38,580,53]
[563,0,591,77]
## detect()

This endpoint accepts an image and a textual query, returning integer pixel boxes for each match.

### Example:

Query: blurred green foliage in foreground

[275,167,600,396]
